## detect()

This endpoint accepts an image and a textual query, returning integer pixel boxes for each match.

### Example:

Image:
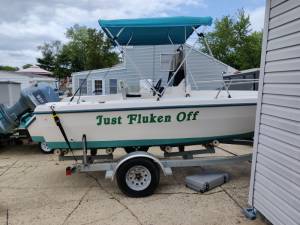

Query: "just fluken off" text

[96,111,199,126]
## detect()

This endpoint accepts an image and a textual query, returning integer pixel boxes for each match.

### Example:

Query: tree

[22,64,33,69]
[201,9,262,70]
[37,40,65,77]
[0,65,18,71]
[37,25,119,78]
[62,25,119,71]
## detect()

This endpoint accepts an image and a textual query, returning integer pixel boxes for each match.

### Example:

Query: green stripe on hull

[31,136,45,142]
[32,132,253,150]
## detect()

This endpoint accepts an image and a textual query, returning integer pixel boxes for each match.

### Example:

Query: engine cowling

[0,83,59,134]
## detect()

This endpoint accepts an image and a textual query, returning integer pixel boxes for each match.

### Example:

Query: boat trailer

[59,135,252,197]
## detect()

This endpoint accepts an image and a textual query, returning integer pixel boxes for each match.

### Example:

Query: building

[71,44,236,95]
[224,68,260,90]
[248,0,300,224]
[0,70,57,89]
[17,65,53,77]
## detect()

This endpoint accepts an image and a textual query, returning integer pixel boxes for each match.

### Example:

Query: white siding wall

[72,45,234,94]
[72,65,126,95]
[0,71,56,89]
[249,1,300,225]
[125,45,178,90]
[185,46,229,89]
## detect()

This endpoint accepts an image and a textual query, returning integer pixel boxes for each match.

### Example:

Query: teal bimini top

[99,16,212,46]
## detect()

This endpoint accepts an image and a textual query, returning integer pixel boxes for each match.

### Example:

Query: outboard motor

[0,83,59,134]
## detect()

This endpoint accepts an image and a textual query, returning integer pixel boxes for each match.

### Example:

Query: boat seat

[152,79,165,96]
[126,93,141,98]
[119,80,141,99]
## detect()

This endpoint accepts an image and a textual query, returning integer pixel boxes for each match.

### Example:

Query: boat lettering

[176,111,199,122]
[96,115,122,125]
[96,111,199,126]
[127,113,171,124]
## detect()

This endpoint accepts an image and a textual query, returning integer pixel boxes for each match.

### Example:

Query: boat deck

[36,90,257,113]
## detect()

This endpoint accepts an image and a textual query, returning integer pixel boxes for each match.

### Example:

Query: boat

[26,16,257,152]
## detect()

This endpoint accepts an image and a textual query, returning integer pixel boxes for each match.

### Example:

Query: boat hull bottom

[31,132,253,150]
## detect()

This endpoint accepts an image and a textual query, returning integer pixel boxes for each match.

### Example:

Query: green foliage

[37,25,119,78]
[22,64,33,69]
[201,9,263,70]
[0,65,18,71]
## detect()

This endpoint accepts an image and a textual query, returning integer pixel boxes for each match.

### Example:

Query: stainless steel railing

[195,79,259,99]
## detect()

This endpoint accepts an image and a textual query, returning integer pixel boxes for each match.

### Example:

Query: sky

[0,0,266,68]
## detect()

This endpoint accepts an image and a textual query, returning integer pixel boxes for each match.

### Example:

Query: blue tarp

[99,16,212,46]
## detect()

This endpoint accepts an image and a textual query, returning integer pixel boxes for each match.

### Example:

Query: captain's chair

[119,80,141,99]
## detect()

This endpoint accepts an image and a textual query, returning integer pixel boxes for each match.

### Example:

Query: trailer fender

[108,151,172,180]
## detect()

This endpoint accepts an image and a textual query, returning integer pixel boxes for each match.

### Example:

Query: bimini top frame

[99,16,213,97]
[99,16,213,46]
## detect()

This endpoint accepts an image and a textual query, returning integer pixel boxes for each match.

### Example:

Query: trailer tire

[116,158,160,197]
[39,142,53,154]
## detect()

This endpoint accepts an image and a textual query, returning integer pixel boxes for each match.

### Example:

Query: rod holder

[82,134,88,165]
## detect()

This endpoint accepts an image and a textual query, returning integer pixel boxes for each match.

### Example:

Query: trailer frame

[59,135,252,197]
[73,151,252,180]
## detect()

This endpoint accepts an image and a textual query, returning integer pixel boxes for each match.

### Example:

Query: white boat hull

[28,93,256,150]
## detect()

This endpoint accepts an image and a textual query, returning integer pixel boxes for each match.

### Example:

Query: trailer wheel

[39,142,53,154]
[116,158,160,197]
[124,146,149,154]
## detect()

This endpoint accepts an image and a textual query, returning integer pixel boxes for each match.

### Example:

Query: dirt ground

[0,143,267,225]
